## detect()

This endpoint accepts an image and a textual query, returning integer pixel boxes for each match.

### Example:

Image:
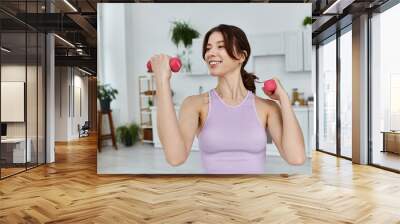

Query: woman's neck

[215,72,248,101]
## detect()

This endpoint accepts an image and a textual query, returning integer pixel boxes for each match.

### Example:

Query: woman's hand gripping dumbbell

[147,56,182,73]
[255,79,277,95]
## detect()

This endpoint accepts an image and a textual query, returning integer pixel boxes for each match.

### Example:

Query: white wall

[254,56,312,98]
[55,67,68,141]
[98,3,311,126]
[97,4,130,127]
[1,65,37,136]
[1,63,47,164]
[72,74,89,138]
[55,67,89,141]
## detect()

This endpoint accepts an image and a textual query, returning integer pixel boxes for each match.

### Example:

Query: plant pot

[177,43,192,73]
[100,99,111,112]
[125,134,133,146]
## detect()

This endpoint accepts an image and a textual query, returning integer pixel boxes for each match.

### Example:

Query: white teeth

[209,61,222,65]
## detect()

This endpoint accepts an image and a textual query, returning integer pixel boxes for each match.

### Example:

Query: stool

[98,110,117,152]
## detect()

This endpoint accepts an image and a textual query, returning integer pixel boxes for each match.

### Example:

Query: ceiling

[0,0,392,75]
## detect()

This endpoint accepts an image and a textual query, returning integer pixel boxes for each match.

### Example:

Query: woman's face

[204,31,244,76]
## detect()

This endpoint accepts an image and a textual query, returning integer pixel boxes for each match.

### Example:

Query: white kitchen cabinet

[303,27,312,71]
[296,108,309,156]
[308,105,315,155]
[151,106,200,150]
[187,38,208,76]
[266,106,313,158]
[284,31,303,72]
[249,33,285,56]
[247,33,285,73]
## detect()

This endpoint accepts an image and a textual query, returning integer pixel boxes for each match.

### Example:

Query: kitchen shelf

[141,108,151,112]
[141,121,152,125]
[139,75,155,143]
[140,90,156,95]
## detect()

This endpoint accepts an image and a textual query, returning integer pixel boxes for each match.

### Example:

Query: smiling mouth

[209,60,222,65]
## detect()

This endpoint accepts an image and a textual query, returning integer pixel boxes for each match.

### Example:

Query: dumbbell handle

[147,57,182,73]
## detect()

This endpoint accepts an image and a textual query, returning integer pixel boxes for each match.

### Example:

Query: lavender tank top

[197,89,267,174]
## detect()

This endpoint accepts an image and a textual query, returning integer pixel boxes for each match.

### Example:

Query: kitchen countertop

[291,105,314,111]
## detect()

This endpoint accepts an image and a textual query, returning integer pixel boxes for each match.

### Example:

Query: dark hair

[202,24,259,94]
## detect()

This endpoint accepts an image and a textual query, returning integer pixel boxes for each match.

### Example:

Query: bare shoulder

[253,95,280,114]
[180,92,209,112]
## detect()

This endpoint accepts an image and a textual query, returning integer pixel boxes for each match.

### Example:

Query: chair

[78,121,90,138]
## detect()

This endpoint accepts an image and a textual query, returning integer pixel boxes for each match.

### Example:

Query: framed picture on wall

[1,81,25,122]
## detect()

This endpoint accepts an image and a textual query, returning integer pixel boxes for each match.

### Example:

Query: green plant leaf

[170,20,200,48]
[116,126,129,144]
[97,83,119,102]
[303,16,312,26]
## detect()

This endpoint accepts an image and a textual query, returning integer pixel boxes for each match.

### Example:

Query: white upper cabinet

[284,31,303,72]
[249,33,285,56]
[303,26,312,71]
[188,38,208,75]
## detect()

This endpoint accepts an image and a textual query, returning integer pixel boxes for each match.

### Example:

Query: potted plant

[170,20,200,48]
[97,83,118,112]
[170,20,200,72]
[116,123,141,147]
[116,126,130,146]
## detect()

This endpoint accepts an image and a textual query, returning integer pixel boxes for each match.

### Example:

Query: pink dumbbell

[147,57,182,73]
[255,79,277,94]
[263,79,277,94]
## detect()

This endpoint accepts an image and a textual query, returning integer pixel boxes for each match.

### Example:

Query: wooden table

[381,131,400,154]
[1,138,32,166]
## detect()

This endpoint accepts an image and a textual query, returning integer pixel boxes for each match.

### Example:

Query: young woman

[150,24,305,174]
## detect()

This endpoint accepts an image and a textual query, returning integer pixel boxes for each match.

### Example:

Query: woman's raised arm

[151,54,200,166]
[263,78,306,165]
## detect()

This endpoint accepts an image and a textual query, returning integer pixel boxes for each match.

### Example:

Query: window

[340,29,352,158]
[370,2,400,171]
[318,36,337,155]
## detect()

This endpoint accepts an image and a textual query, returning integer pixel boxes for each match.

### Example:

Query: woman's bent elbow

[287,155,306,165]
[163,145,188,167]
[166,157,186,167]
